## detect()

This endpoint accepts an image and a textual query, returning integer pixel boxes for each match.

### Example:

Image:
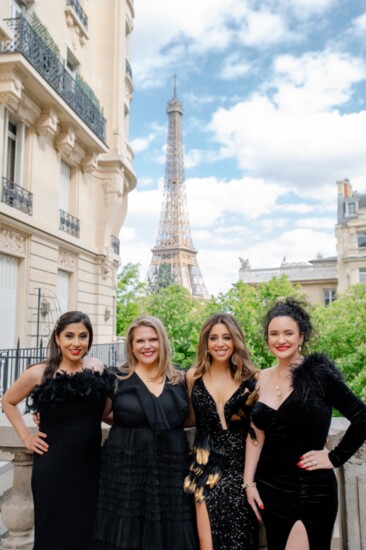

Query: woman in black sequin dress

[184,313,259,550]
[2,311,114,550]
[244,298,366,550]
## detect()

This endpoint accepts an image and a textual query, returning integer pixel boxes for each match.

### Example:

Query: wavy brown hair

[189,313,256,390]
[117,315,183,384]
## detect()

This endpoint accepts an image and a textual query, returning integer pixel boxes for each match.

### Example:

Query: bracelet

[242,481,256,490]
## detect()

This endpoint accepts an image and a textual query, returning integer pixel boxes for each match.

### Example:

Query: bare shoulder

[82,356,104,373]
[23,363,46,384]
[186,367,196,382]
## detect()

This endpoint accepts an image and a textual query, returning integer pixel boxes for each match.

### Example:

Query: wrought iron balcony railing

[111,235,120,255]
[2,16,105,142]
[59,209,80,238]
[1,177,33,215]
[66,0,88,30]
[125,59,133,80]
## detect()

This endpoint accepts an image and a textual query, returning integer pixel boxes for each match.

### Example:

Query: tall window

[4,115,24,185]
[56,270,69,314]
[0,254,18,348]
[357,232,366,249]
[323,288,336,306]
[359,268,366,284]
[60,161,71,212]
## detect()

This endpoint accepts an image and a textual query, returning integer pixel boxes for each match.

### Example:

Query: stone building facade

[239,178,366,305]
[0,0,136,347]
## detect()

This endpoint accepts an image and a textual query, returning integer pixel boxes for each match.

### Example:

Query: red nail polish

[300,455,304,459]
[259,504,265,510]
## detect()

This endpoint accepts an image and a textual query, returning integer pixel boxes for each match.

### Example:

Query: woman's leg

[195,501,213,550]
[285,520,310,550]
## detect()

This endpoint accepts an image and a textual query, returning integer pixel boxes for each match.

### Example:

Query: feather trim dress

[26,369,115,550]
[251,353,366,550]
[184,376,259,550]
[91,372,198,550]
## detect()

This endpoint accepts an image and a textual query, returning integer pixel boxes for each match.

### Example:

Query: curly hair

[263,297,313,349]
[190,313,256,390]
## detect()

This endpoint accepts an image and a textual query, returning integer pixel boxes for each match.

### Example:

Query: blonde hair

[117,315,183,384]
[190,313,256,391]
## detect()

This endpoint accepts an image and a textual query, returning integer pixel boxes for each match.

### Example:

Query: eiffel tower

[147,78,208,297]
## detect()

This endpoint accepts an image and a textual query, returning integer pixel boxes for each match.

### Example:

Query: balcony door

[0,254,18,349]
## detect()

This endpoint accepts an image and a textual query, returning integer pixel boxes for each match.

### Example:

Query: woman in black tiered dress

[91,315,198,550]
[244,298,366,550]
[3,311,114,550]
[184,313,259,550]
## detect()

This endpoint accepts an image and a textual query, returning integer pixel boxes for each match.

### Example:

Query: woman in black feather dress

[2,311,114,550]
[244,298,366,550]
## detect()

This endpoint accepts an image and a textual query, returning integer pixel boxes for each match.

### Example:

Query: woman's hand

[22,432,49,455]
[297,448,333,470]
[244,485,264,523]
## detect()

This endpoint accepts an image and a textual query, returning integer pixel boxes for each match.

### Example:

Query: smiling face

[207,323,234,364]
[132,326,160,368]
[267,315,303,365]
[55,322,90,364]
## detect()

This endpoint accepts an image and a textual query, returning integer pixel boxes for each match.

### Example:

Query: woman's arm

[2,365,49,455]
[184,367,196,428]
[243,424,266,522]
[102,398,113,425]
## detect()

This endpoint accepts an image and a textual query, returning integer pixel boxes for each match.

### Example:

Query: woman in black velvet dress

[184,313,259,550]
[91,315,198,550]
[2,311,114,550]
[244,298,366,550]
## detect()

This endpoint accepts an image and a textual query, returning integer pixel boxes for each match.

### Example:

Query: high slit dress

[26,369,114,550]
[251,353,366,550]
[91,372,198,550]
[184,376,259,550]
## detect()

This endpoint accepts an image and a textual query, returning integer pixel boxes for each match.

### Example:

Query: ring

[313,459,317,465]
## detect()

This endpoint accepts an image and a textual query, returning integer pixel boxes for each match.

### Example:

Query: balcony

[125,59,133,80]
[111,235,120,255]
[2,16,106,143]
[1,177,33,215]
[66,0,88,30]
[59,209,80,238]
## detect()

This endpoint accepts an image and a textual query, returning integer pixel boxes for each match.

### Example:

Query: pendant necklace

[275,367,287,397]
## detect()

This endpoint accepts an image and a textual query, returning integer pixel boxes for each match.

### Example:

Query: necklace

[275,367,288,397]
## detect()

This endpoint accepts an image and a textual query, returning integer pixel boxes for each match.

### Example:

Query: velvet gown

[91,372,198,550]
[251,353,366,550]
[184,376,259,550]
[26,369,114,550]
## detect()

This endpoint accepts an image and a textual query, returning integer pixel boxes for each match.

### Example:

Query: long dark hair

[190,313,257,389]
[43,311,93,378]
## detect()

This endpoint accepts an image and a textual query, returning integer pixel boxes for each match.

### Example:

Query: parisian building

[239,178,366,305]
[0,0,136,347]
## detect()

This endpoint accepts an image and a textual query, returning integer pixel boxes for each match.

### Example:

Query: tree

[116,263,146,335]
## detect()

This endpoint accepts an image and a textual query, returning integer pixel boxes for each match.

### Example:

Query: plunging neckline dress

[184,376,259,550]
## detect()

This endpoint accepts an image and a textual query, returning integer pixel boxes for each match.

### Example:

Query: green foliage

[116,263,146,335]
[115,265,366,400]
[31,13,60,58]
[76,74,101,110]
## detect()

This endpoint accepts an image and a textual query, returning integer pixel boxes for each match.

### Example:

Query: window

[359,268,366,284]
[3,115,24,185]
[56,270,69,314]
[0,254,18,348]
[323,288,336,306]
[60,161,71,212]
[345,201,357,217]
[357,232,366,249]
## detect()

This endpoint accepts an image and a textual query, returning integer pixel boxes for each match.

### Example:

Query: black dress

[251,353,366,550]
[26,369,114,550]
[184,376,259,550]
[91,372,198,550]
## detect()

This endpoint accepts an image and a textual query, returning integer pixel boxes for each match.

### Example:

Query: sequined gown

[26,369,114,550]
[185,376,259,550]
[251,353,366,550]
[91,372,198,550]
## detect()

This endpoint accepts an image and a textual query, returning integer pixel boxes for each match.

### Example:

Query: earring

[299,345,302,352]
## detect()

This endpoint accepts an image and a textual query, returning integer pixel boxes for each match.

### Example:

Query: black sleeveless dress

[26,369,114,550]
[251,353,366,550]
[184,376,259,550]
[91,372,198,550]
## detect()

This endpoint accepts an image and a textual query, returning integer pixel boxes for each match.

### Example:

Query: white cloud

[294,217,335,229]
[237,10,289,47]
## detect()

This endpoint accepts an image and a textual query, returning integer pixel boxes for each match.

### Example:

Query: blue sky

[119,0,366,295]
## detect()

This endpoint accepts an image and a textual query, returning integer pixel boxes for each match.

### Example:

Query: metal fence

[0,340,125,399]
